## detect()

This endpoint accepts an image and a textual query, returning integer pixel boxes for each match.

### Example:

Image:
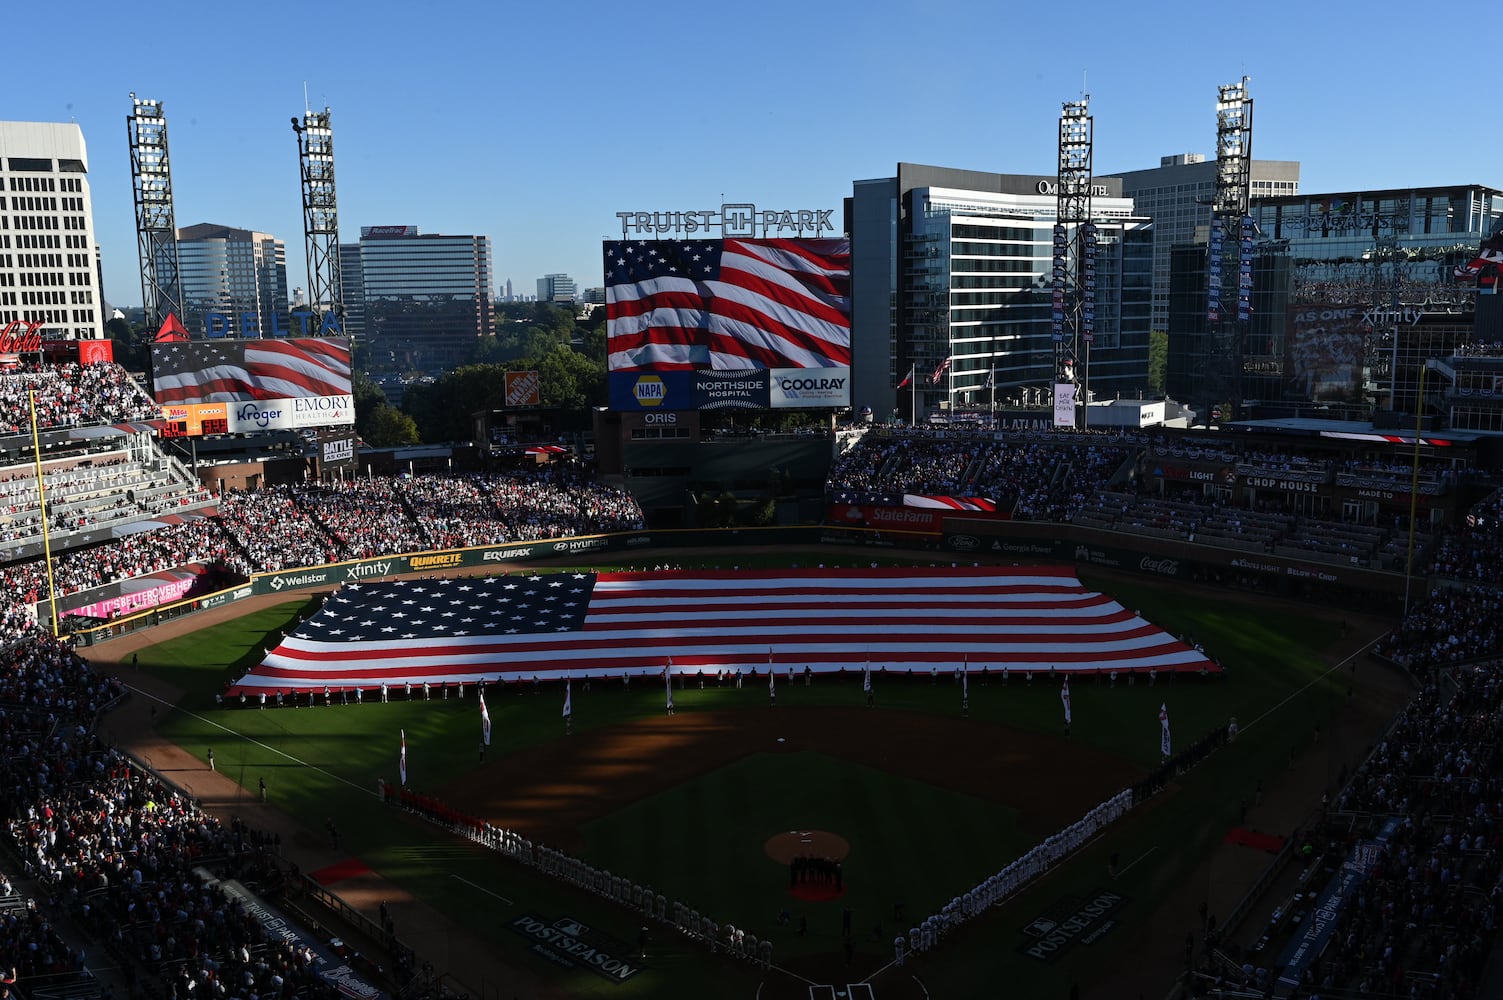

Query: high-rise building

[346,225,493,372]
[173,223,289,337]
[847,163,1153,419]
[537,273,577,303]
[1104,154,1301,331]
[0,121,105,339]
[504,278,513,301]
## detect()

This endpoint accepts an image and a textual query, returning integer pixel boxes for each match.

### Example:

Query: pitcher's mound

[764,829,849,863]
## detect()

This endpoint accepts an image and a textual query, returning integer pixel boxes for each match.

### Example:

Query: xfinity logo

[344,561,393,581]
[1361,305,1424,327]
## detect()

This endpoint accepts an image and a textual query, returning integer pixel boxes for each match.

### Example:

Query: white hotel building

[0,121,104,339]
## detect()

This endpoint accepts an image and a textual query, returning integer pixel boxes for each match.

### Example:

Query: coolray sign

[1021,890,1128,962]
[507,913,643,983]
[769,366,850,408]
[227,394,355,432]
[615,204,835,239]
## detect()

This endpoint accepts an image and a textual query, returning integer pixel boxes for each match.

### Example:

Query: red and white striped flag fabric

[930,356,951,385]
[604,238,850,371]
[150,338,352,403]
[226,567,1216,695]
[479,689,491,746]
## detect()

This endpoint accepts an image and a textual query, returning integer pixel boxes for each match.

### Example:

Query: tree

[107,316,153,372]
[364,405,420,447]
[1148,330,1168,397]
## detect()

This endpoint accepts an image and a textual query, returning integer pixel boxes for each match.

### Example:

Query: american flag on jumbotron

[150,339,352,404]
[225,567,1216,696]
[603,238,850,371]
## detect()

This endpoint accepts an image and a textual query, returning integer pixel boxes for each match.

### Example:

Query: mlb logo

[553,918,589,938]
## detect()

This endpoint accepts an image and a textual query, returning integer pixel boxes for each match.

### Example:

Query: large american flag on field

[150,338,353,404]
[603,238,850,371]
[225,567,1216,696]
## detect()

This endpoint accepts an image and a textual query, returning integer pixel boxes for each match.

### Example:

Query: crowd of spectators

[1205,660,1503,999]
[0,633,373,1000]
[0,363,160,435]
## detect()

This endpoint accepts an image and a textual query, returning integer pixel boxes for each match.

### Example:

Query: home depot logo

[505,370,541,406]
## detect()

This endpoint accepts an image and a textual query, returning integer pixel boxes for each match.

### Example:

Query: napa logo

[633,376,667,407]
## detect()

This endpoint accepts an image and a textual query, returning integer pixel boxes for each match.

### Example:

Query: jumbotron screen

[149,338,354,432]
[603,237,850,409]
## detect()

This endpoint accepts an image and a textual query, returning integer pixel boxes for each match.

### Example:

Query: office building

[537,273,577,303]
[173,223,289,338]
[344,225,493,373]
[0,121,105,339]
[847,163,1153,420]
[1104,154,1300,331]
[1167,183,1503,423]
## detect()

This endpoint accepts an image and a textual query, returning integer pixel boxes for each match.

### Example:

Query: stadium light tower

[292,107,343,337]
[1206,77,1254,422]
[1054,96,1095,428]
[127,95,183,331]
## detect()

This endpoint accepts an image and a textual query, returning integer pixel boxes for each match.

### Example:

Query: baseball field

[93,551,1393,1000]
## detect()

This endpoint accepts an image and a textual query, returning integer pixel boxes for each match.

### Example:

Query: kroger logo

[236,403,284,429]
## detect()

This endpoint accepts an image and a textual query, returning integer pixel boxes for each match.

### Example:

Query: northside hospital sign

[615,203,836,239]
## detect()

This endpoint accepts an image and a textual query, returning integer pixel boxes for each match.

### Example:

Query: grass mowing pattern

[142,561,1357,999]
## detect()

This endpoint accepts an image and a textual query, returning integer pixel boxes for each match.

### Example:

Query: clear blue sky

[9,0,1495,310]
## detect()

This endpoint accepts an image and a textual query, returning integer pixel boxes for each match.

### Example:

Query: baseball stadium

[1,207,1502,1000]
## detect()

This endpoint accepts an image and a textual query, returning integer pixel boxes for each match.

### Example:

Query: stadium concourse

[0,358,1500,997]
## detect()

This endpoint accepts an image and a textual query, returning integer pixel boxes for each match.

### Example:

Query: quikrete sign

[508,914,642,984]
[1020,890,1128,962]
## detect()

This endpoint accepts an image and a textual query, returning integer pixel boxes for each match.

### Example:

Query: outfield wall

[69,517,1410,646]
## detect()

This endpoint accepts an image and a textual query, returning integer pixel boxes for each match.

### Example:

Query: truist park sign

[616,203,835,239]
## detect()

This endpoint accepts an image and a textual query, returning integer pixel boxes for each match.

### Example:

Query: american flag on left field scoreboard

[150,339,352,403]
[225,567,1216,695]
[603,238,850,371]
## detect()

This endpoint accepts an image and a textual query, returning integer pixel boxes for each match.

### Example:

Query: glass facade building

[848,164,1152,419]
[344,226,494,373]
[1167,184,1503,425]
[173,223,289,338]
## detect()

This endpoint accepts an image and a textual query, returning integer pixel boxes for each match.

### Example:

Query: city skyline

[9,0,1496,314]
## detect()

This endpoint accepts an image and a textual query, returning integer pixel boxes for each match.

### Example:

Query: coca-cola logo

[1139,556,1180,576]
[0,320,44,354]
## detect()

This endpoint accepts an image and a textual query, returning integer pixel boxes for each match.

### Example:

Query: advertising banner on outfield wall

[692,369,768,409]
[827,502,944,535]
[219,880,387,1000]
[769,367,850,408]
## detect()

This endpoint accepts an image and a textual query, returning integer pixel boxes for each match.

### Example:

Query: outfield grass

[143,559,1358,998]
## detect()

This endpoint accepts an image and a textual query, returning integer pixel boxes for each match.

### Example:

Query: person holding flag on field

[863,661,874,707]
[961,658,969,716]
[1159,703,1171,760]
[399,729,407,787]
[769,647,777,706]
[479,687,491,748]
[665,659,675,715]
[1061,675,1072,736]
[563,676,573,735]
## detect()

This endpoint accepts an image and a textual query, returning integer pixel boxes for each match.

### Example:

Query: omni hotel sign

[616,204,836,239]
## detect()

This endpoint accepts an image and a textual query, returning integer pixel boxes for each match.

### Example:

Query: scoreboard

[158,403,230,438]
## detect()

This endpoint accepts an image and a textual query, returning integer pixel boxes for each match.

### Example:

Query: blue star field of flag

[603,240,722,285]
[292,574,598,642]
[151,339,239,376]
